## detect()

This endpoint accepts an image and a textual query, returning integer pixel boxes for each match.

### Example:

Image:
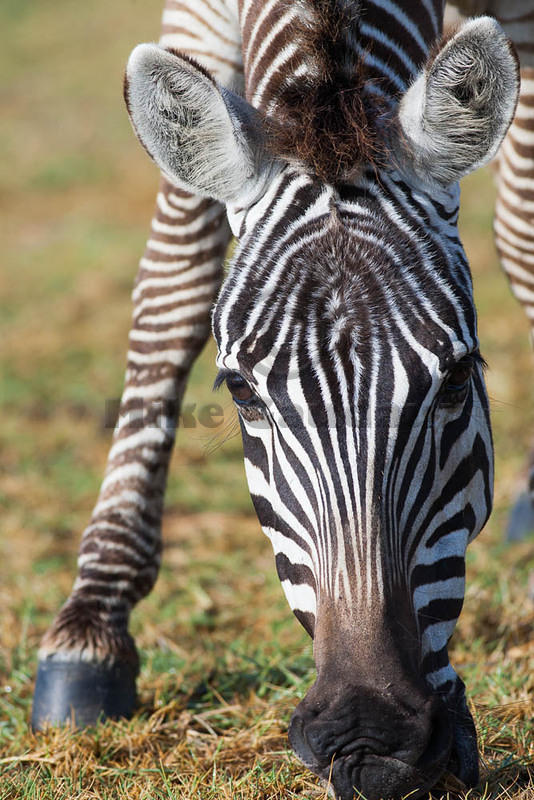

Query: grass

[1,1,533,798]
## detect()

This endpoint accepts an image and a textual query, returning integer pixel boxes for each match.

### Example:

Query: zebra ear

[397,17,519,185]
[124,44,269,205]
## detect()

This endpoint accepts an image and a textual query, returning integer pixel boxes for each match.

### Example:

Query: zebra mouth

[289,715,450,800]
[288,686,479,800]
[329,755,440,800]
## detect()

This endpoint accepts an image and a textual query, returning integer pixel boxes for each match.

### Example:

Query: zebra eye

[441,357,474,406]
[225,372,254,405]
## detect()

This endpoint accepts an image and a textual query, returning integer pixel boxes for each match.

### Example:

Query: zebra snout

[288,684,453,800]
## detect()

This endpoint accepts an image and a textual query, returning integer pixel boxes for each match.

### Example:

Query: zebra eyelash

[440,350,487,381]
[470,351,487,371]
[213,369,231,392]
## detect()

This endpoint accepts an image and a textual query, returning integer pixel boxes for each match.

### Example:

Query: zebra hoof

[31,658,138,730]
[506,492,534,542]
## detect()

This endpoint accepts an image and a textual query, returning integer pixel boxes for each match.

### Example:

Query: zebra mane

[262,0,384,183]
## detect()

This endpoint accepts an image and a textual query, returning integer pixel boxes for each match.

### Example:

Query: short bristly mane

[261,0,384,183]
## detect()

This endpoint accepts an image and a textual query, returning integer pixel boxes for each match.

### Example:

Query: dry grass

[1,510,532,799]
[1,0,533,798]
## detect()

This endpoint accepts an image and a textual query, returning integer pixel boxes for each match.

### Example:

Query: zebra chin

[288,676,478,800]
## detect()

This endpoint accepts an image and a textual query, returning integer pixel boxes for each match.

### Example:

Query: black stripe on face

[249,494,315,562]
[420,645,451,679]
[275,552,316,591]
[294,609,315,637]
[423,506,476,551]
[438,388,474,470]
[407,433,492,564]
[410,556,466,589]
[417,597,465,633]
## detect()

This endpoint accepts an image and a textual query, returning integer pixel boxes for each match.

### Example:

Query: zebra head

[125,15,518,800]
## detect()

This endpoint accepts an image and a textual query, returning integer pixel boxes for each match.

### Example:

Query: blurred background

[1,1,532,797]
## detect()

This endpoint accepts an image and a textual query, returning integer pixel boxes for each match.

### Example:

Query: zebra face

[213,178,492,798]
[125,15,518,800]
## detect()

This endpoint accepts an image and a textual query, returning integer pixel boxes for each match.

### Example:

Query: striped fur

[215,155,492,692]
[38,1,524,797]
[40,0,240,662]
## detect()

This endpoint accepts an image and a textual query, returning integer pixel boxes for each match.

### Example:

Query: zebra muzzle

[288,680,455,800]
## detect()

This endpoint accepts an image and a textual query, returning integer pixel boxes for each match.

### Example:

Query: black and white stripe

[215,162,493,699]
[36,2,522,795]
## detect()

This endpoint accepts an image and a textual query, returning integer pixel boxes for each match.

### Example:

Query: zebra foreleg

[493,67,534,541]
[31,180,230,729]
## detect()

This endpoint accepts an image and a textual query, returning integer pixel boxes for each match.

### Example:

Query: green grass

[1,1,533,799]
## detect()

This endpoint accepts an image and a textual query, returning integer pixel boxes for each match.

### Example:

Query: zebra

[31,1,521,799]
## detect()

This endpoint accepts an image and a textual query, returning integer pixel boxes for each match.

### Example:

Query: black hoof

[31,658,138,730]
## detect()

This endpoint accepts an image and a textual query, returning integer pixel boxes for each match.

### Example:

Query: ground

[0,1,533,798]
